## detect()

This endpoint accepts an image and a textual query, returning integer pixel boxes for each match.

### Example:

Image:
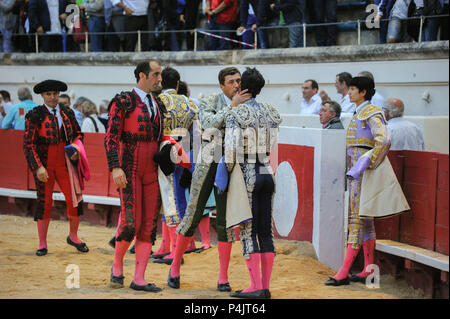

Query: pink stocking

[242,253,262,293]
[163,225,178,259]
[68,216,82,244]
[155,221,170,254]
[37,218,50,250]
[356,239,376,277]
[198,216,211,249]
[113,239,132,277]
[133,239,153,285]
[334,244,361,280]
[260,252,275,290]
[170,234,192,278]
[217,241,232,285]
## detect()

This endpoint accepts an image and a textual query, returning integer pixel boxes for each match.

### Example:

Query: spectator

[79,0,106,52]
[205,0,238,50]
[185,0,201,50]
[112,0,150,51]
[80,99,106,133]
[259,0,284,49]
[28,0,71,52]
[383,98,425,150]
[320,72,355,114]
[105,0,126,51]
[147,0,163,50]
[357,71,385,108]
[269,0,306,48]
[58,93,71,108]
[163,0,186,51]
[237,0,267,49]
[178,80,200,106]
[98,99,110,129]
[300,79,322,114]
[0,89,13,126]
[311,0,337,46]
[374,0,395,44]
[72,96,90,126]
[319,100,344,129]
[2,87,38,130]
[0,0,18,53]
[440,0,448,40]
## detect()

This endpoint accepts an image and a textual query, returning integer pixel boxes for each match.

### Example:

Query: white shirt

[222,93,232,106]
[371,91,385,109]
[387,117,425,151]
[111,0,149,16]
[45,104,62,127]
[81,114,106,133]
[46,0,62,34]
[133,87,157,116]
[340,94,356,114]
[300,93,322,115]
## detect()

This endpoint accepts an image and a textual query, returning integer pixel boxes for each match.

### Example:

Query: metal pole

[357,19,361,45]
[35,33,39,53]
[418,16,424,43]
[137,30,142,52]
[303,23,306,48]
[85,32,88,52]
[194,29,197,52]
[254,29,258,49]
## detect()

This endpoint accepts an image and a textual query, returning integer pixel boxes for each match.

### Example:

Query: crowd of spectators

[0,0,448,53]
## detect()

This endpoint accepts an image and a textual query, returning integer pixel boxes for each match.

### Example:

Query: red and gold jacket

[23,104,83,171]
[105,90,165,171]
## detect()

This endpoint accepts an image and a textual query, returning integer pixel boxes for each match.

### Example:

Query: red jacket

[209,0,238,24]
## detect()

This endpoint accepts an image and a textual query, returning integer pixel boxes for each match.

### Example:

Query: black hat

[33,80,68,94]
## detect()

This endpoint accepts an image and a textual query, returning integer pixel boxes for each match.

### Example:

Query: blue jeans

[207,20,233,50]
[287,22,304,48]
[88,16,105,52]
[242,14,268,49]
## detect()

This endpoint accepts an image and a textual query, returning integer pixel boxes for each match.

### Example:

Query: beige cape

[226,164,253,228]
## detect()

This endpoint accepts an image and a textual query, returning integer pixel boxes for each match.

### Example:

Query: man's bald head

[384,98,404,120]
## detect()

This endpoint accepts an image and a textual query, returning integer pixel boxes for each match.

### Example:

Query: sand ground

[0,214,429,299]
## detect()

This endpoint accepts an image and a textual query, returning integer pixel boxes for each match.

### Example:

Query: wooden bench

[376,239,449,272]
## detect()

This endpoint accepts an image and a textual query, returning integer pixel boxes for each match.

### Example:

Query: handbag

[225,164,253,229]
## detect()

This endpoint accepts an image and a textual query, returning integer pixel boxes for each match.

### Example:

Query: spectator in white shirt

[357,71,385,108]
[383,98,425,151]
[300,79,322,115]
[319,71,356,114]
[80,100,106,133]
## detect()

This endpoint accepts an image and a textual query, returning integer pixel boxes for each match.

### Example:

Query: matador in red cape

[105,60,166,292]
[23,80,89,257]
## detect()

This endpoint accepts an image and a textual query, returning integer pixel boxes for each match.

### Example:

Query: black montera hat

[33,80,68,94]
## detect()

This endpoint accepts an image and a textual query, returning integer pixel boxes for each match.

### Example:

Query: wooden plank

[376,239,449,272]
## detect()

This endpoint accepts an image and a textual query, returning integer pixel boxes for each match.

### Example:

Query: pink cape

[65,139,91,208]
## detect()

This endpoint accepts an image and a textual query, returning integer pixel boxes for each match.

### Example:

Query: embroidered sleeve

[23,111,42,171]
[104,98,125,171]
[64,106,84,143]
[198,94,230,130]
[224,112,240,172]
[366,113,391,169]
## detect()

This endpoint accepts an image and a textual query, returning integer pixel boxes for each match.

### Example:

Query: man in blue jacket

[2,87,38,130]
[28,0,71,52]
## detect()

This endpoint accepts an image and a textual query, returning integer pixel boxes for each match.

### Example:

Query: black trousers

[185,0,201,50]
[125,15,149,51]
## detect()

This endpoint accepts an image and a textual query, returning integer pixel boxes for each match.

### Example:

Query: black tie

[52,108,60,140]
[146,94,155,121]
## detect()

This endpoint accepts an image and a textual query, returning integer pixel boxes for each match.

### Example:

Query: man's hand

[230,89,252,108]
[36,26,44,34]
[251,24,257,32]
[319,90,329,102]
[36,166,49,183]
[124,7,134,16]
[375,14,382,24]
[237,26,245,33]
[112,168,127,188]
[0,105,5,117]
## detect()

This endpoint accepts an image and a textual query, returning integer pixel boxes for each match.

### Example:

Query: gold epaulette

[357,104,383,121]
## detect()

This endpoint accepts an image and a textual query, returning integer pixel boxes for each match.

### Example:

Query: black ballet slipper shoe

[230,289,266,299]
[130,281,162,292]
[36,248,48,256]
[109,267,124,288]
[150,252,171,259]
[195,246,211,253]
[324,277,350,286]
[349,274,368,283]
[263,289,271,299]
[153,257,184,265]
[168,269,180,289]
[185,247,199,254]
[217,282,232,292]
[67,236,89,252]
[108,237,116,248]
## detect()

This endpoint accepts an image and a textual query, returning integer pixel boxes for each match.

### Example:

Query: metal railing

[5,14,448,54]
